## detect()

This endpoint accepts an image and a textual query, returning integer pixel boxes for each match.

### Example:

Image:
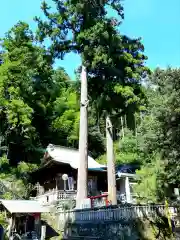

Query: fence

[56,204,177,230]
[32,190,77,205]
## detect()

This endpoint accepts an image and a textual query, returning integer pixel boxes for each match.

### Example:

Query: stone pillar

[41,225,46,240]
[125,177,131,203]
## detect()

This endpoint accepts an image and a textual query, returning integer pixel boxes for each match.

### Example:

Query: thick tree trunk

[106,115,117,205]
[76,66,88,208]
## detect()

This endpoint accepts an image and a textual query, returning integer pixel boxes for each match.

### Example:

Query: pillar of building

[125,177,131,203]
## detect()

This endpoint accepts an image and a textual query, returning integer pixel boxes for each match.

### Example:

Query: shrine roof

[43,144,106,171]
[0,200,50,213]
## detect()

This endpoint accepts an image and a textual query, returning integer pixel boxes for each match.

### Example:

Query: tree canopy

[36,0,149,122]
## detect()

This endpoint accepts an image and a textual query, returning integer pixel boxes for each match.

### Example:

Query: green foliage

[97,67,180,203]
[16,161,38,175]
[115,129,140,164]
[0,20,107,175]
[0,155,10,172]
[0,212,8,230]
[0,18,109,190]
[0,173,32,199]
[1,0,179,207]
[150,68,180,185]
[135,217,175,240]
[2,192,14,200]
[134,154,165,203]
[98,128,140,164]
[132,68,180,202]
[0,21,52,164]
[52,88,80,147]
[36,0,149,125]
[0,155,37,199]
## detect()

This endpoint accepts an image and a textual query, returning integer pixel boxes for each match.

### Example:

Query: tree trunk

[120,116,124,138]
[106,115,117,205]
[76,66,88,208]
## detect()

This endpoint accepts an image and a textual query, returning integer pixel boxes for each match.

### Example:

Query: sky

[0,0,180,80]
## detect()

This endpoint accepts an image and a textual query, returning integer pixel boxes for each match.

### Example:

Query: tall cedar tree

[36,0,149,131]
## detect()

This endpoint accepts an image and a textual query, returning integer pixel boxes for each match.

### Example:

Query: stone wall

[61,218,174,239]
[64,220,138,239]
[43,205,177,239]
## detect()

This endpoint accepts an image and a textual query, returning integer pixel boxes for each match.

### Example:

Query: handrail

[56,205,177,225]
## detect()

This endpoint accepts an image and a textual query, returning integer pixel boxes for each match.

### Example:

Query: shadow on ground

[41,220,59,239]
[135,207,175,240]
